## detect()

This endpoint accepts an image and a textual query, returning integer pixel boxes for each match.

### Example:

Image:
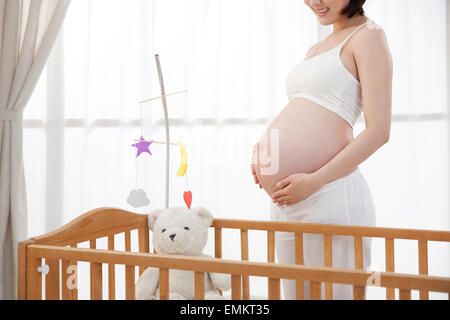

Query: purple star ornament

[131,135,152,158]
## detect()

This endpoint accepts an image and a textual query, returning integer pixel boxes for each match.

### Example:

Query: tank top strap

[336,21,369,50]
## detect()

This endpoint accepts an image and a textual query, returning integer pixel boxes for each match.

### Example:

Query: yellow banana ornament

[176,141,187,177]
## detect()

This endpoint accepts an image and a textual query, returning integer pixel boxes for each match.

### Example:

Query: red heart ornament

[183,190,192,209]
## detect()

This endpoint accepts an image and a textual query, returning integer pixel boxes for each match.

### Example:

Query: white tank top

[285,21,369,128]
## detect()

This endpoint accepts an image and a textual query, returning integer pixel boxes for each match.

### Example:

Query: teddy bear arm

[135,267,159,300]
[208,272,231,291]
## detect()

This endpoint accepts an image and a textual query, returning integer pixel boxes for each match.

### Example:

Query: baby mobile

[126,54,192,210]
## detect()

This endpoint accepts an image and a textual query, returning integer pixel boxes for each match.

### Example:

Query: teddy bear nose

[169,233,176,241]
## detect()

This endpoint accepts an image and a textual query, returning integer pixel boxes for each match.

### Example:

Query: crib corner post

[18,239,35,300]
[27,256,42,300]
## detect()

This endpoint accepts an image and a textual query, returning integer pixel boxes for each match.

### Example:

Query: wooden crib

[18,207,450,300]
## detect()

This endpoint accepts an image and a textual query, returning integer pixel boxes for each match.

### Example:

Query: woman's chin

[317,18,334,26]
[316,13,339,26]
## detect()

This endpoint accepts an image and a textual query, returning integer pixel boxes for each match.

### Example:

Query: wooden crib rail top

[26,244,450,294]
[30,207,148,246]
[25,207,450,247]
[212,219,450,242]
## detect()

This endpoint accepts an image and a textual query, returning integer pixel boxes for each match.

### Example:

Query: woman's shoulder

[353,19,393,68]
[355,19,389,47]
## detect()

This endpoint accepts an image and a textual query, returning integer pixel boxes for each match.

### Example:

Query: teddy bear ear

[192,207,214,226]
[148,208,164,231]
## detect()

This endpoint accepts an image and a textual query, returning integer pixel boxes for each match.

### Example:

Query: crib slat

[267,230,276,300]
[138,226,150,276]
[107,235,115,300]
[70,244,78,299]
[45,259,60,300]
[310,281,322,300]
[194,271,205,300]
[125,230,131,251]
[159,268,169,300]
[354,236,364,268]
[61,259,70,300]
[324,234,333,300]
[353,236,365,300]
[268,278,281,300]
[89,240,103,299]
[295,232,304,300]
[215,227,222,259]
[27,257,42,300]
[385,238,395,300]
[418,240,429,300]
[61,259,75,300]
[399,289,411,300]
[231,275,241,300]
[354,284,366,300]
[91,262,103,300]
[267,230,275,262]
[214,227,224,297]
[240,229,250,300]
[125,230,135,300]
[126,266,136,300]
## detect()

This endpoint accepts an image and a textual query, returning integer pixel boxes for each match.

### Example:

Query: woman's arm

[311,24,393,187]
[272,24,393,206]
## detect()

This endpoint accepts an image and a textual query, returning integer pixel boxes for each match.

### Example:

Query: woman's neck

[332,15,368,33]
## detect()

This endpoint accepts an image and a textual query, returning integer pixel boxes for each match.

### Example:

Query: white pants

[269,168,376,300]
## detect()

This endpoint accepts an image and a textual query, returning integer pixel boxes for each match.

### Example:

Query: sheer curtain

[0,0,70,300]
[23,0,448,299]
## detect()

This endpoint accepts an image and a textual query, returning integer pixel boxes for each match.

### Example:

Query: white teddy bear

[135,206,231,300]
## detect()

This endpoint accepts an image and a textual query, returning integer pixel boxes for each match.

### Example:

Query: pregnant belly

[253,97,355,197]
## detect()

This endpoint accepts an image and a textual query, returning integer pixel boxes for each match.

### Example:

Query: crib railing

[17,207,450,300]
[21,244,450,300]
[211,219,450,300]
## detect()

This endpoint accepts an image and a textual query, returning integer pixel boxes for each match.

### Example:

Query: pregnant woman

[250,0,392,299]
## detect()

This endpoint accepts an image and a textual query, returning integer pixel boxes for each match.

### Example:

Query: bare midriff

[253,97,358,198]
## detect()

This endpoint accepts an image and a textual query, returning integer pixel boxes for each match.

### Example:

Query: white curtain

[23,0,448,299]
[0,0,70,299]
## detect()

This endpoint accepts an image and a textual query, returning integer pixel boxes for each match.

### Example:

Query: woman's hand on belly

[271,172,323,207]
